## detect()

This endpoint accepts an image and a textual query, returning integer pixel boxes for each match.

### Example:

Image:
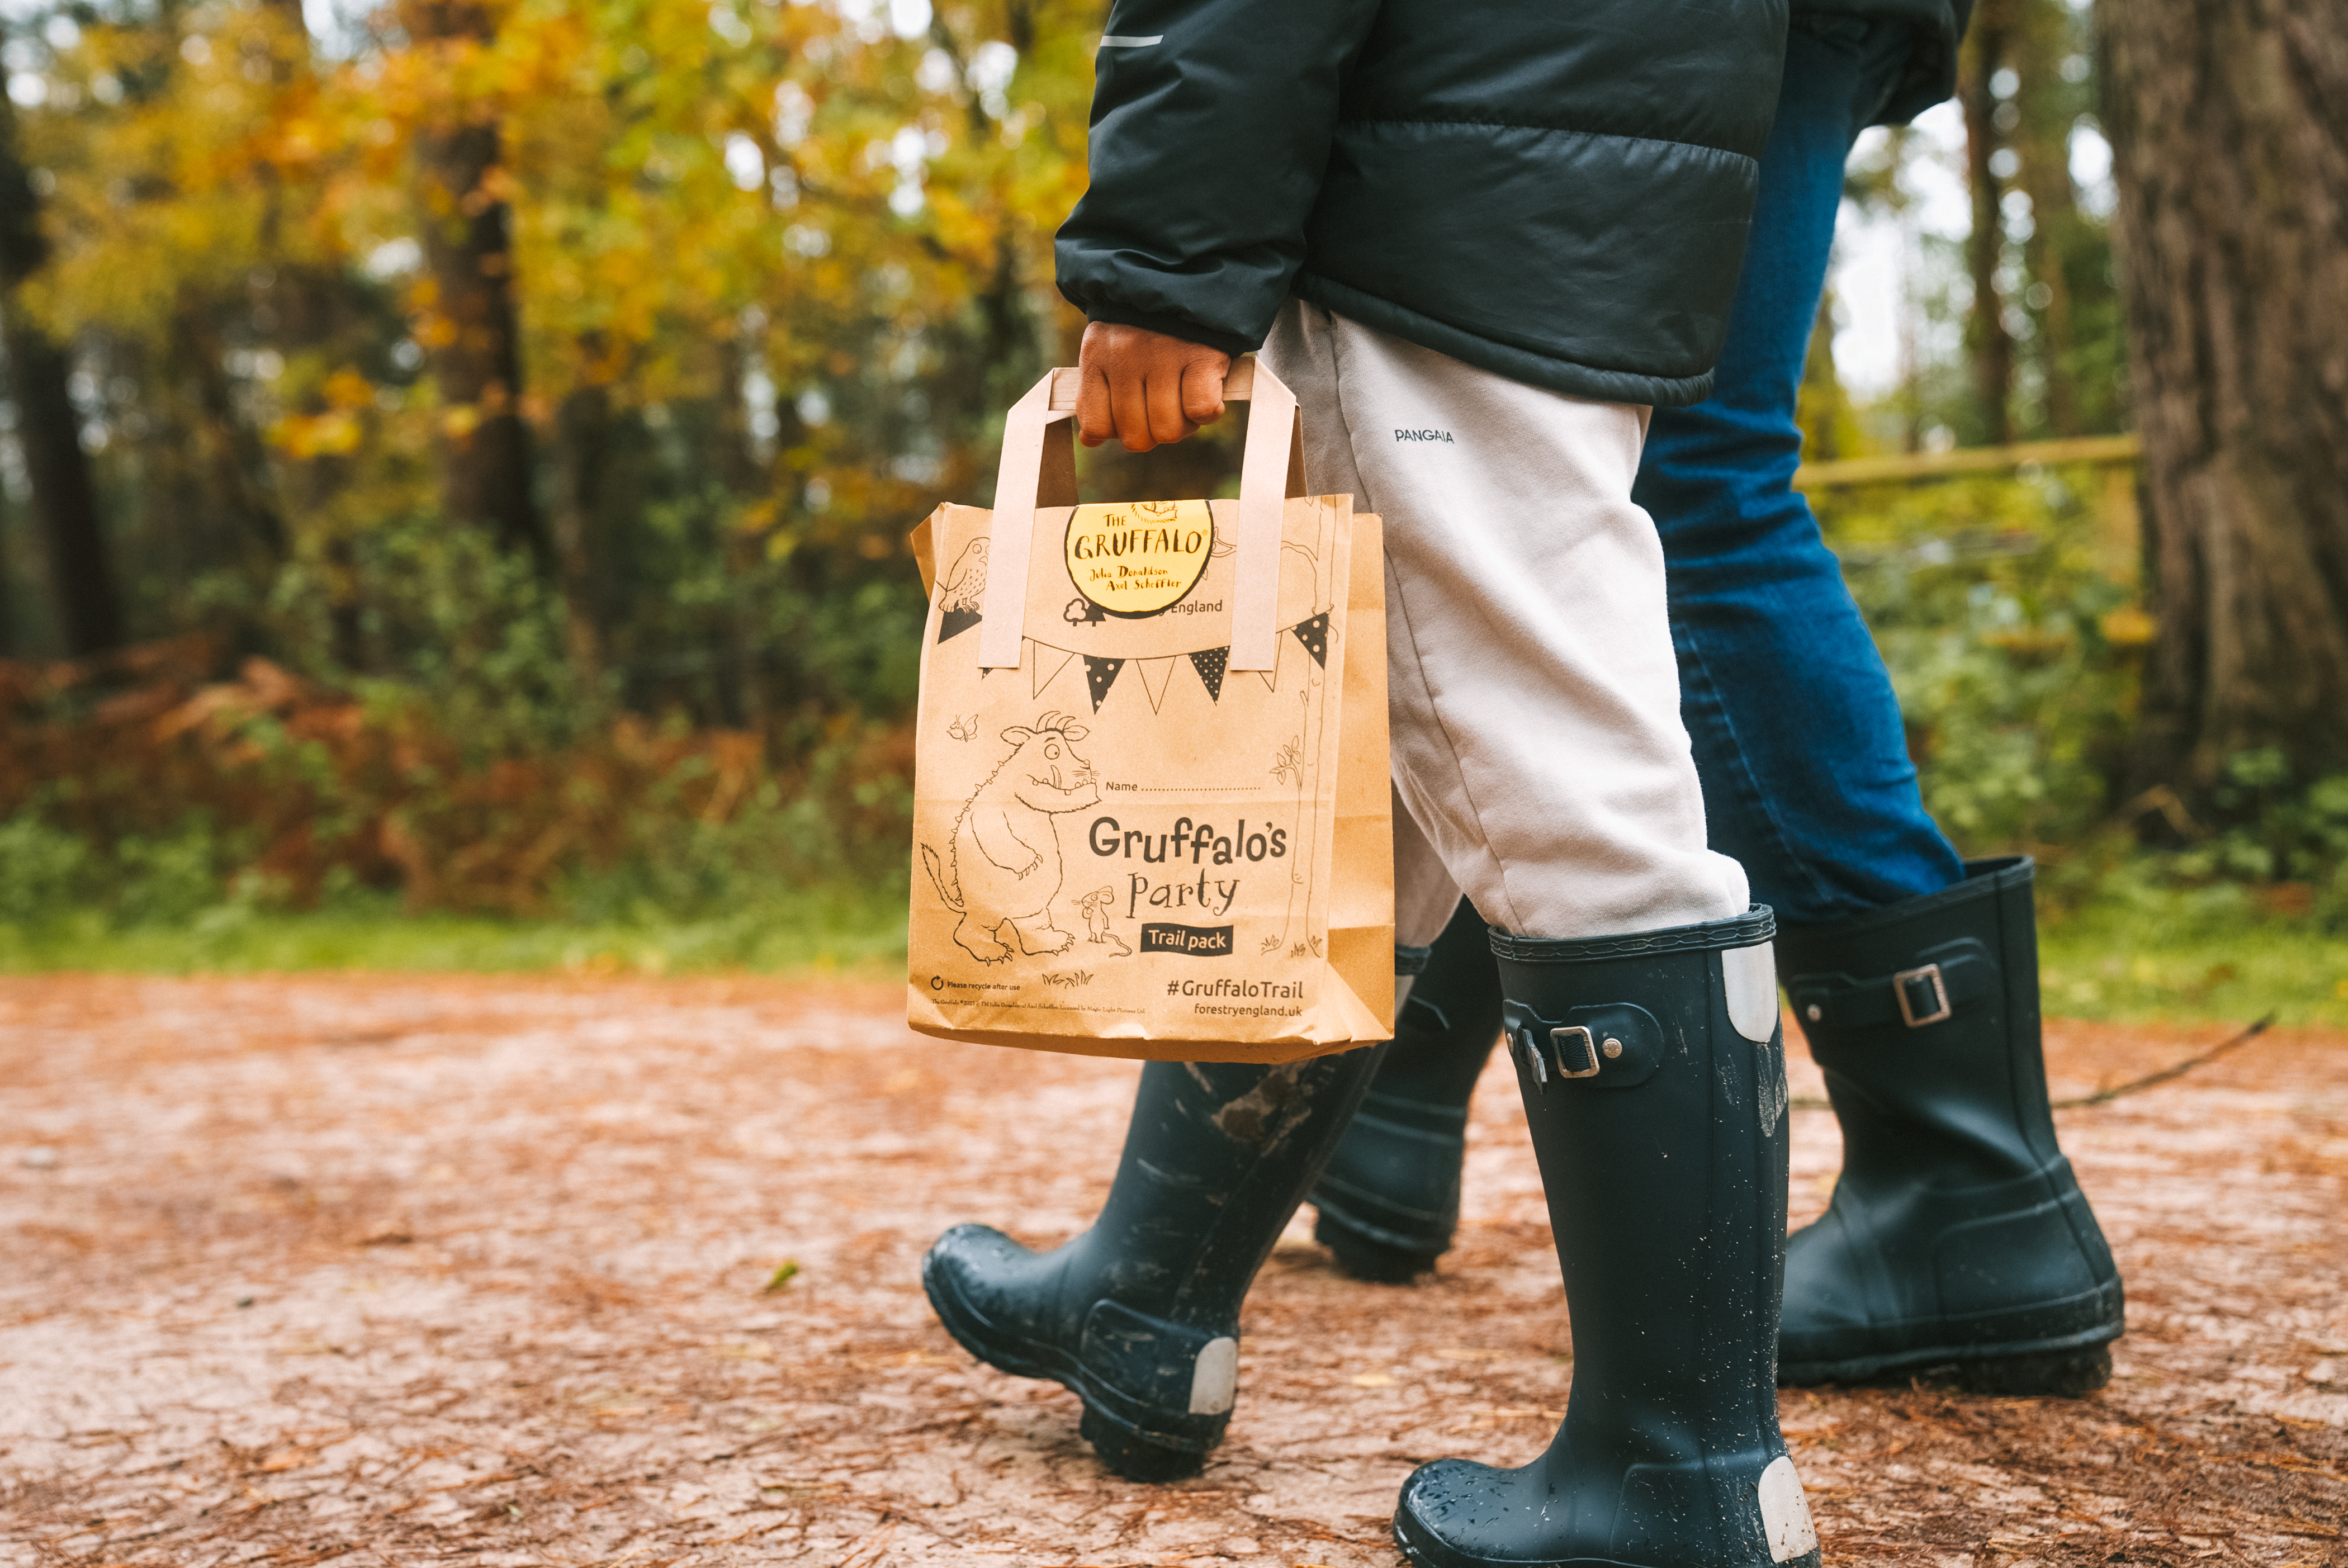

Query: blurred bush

[0,635,911,930]
[10,454,2348,953]
[1815,462,2348,931]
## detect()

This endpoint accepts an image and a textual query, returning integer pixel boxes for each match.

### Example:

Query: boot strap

[1499,1001,1662,1090]
[1786,939,1996,1032]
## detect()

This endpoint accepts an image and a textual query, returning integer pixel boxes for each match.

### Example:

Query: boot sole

[1394,1507,1821,1568]
[920,1252,1213,1481]
[1779,1323,2120,1395]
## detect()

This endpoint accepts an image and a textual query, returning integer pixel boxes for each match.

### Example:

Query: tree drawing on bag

[1265,535,1332,955]
[1285,679,1329,959]
[920,712,1101,963]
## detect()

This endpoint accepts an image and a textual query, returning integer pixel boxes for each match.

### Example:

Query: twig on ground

[1789,1012,2279,1112]
[2052,1012,2276,1108]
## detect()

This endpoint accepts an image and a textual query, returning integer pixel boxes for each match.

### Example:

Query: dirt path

[1,977,2342,1567]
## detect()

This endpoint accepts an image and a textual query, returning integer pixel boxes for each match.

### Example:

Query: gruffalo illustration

[922,713,1101,962]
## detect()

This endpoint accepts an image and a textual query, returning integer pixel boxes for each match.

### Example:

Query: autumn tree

[399,0,544,567]
[1,0,1102,728]
[2099,0,2348,803]
[0,27,120,657]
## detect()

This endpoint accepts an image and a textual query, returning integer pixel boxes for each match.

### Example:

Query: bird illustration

[936,537,990,643]
[940,536,989,613]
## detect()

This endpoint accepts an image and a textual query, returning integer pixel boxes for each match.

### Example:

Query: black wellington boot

[1395,908,1822,1568]
[1776,855,2124,1394]
[922,1040,1388,1480]
[1312,901,1503,1282]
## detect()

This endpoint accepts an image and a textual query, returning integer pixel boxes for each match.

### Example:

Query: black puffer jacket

[1802,0,1973,126]
[1057,0,1788,409]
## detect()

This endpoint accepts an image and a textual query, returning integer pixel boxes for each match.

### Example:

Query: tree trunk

[0,70,120,657]
[254,0,372,666]
[713,337,772,733]
[1958,0,2015,446]
[2101,0,2348,802]
[1796,288,1857,464]
[0,509,17,655]
[264,266,372,669]
[550,376,610,681]
[403,0,545,567]
[2011,0,2084,437]
[173,301,290,562]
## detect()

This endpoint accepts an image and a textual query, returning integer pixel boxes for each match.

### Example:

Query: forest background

[0,0,2341,1023]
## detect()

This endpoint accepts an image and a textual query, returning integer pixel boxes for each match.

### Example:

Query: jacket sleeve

[1055,0,1382,354]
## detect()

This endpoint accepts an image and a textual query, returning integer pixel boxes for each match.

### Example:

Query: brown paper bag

[905,356,1393,1062]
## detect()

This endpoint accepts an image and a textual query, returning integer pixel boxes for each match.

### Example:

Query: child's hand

[1078,323,1230,453]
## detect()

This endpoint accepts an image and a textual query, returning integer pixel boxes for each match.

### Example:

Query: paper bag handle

[976,354,1303,672]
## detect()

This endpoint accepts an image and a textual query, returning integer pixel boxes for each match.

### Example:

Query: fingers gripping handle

[974,356,1303,671]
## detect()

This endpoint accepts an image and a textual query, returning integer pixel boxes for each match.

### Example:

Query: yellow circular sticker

[1064,499,1214,618]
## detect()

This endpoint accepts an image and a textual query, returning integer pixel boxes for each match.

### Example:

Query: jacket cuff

[1078,299,1262,358]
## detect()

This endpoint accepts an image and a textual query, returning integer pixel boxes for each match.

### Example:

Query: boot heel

[1314,1210,1441,1282]
[1945,1344,2113,1397]
[1078,1405,1208,1481]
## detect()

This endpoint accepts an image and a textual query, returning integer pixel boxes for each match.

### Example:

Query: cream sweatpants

[1261,302,1750,948]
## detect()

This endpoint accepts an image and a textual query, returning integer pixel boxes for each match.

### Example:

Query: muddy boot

[1312,901,1503,1282]
[1776,855,2124,1395]
[1394,909,1821,1568]
[922,1035,1390,1481]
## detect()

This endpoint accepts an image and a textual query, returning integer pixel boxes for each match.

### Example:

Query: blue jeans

[1635,19,1964,927]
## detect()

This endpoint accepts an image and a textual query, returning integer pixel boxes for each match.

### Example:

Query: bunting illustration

[1292,611,1330,667]
[1189,647,1228,702]
[993,617,1319,712]
[1083,656,1124,712]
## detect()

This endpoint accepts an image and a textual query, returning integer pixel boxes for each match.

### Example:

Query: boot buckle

[1893,963,1952,1027]
[1549,1025,1604,1079]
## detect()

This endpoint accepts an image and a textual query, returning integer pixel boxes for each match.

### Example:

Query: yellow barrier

[1792,433,2142,489]
[1793,433,2145,581]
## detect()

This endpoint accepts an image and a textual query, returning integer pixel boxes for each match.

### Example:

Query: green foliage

[0,883,910,977]
[13,816,2340,1027]
[0,643,915,925]
[1816,466,2142,866]
[281,513,608,755]
[1816,463,2348,938]
[0,813,93,922]
[112,815,248,926]
[2165,754,2348,890]
[2039,888,2348,1027]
